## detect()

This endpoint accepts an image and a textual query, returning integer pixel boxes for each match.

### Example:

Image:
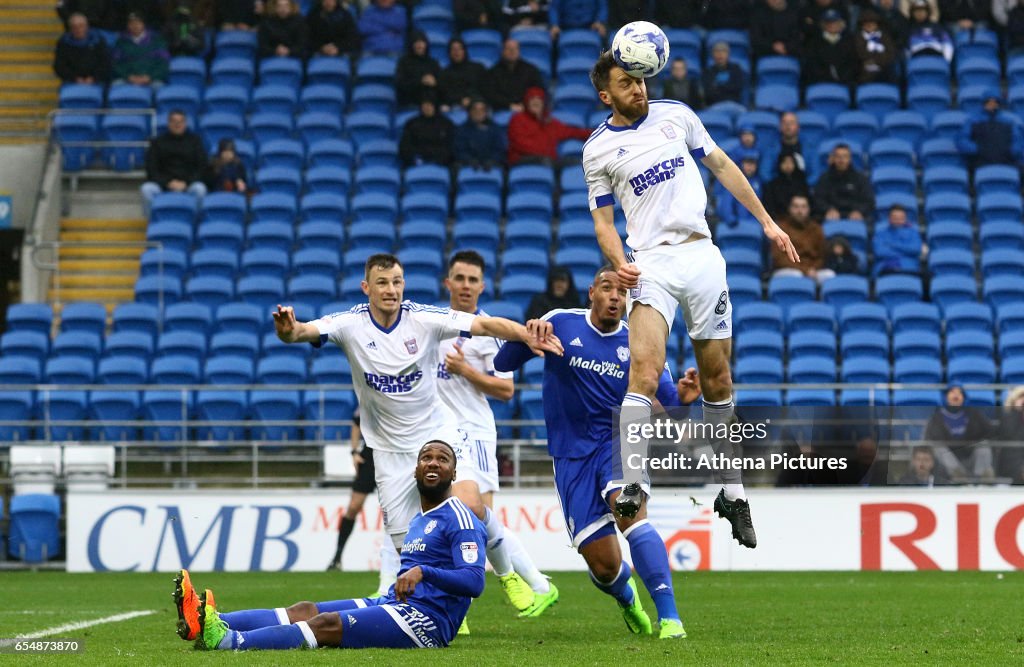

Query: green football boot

[195,590,229,651]
[518,581,560,618]
[619,578,653,635]
[659,618,687,639]
[498,572,535,612]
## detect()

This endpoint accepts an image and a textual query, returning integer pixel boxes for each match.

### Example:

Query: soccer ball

[611,21,670,79]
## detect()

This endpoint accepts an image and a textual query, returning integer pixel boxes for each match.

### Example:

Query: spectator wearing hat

[801,0,849,41]
[140,110,208,217]
[483,38,544,112]
[163,0,207,57]
[956,90,1024,170]
[396,30,441,108]
[258,0,308,58]
[399,93,456,167]
[207,138,248,193]
[439,38,487,109]
[763,152,810,218]
[53,12,111,84]
[771,194,835,285]
[526,265,582,321]
[111,11,169,86]
[907,0,954,60]
[872,204,926,276]
[854,8,897,83]
[803,9,858,86]
[655,58,702,108]
[701,41,747,106]
[455,98,506,170]
[507,86,592,166]
[358,0,407,55]
[813,143,874,220]
[307,0,361,57]
[716,149,764,226]
[750,0,803,59]
[925,385,996,481]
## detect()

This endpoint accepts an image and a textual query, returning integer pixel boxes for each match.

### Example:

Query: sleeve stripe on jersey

[405,302,450,314]
[594,193,614,208]
[450,498,474,530]
[540,307,588,322]
[690,147,710,158]
[582,124,609,151]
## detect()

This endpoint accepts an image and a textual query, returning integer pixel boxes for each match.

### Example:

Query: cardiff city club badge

[424,519,437,534]
[617,346,630,362]
[404,338,418,354]
[661,123,677,140]
[460,542,479,564]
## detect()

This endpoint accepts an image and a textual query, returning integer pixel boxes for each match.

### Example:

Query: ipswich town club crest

[460,542,479,564]
[661,123,677,140]
[617,346,630,362]
[404,338,418,354]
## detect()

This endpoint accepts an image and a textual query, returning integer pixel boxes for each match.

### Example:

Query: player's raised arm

[591,205,640,289]
[471,316,564,357]
[701,147,801,264]
[272,305,322,344]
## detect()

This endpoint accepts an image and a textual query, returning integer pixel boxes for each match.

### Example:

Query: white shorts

[454,429,499,494]
[628,238,733,340]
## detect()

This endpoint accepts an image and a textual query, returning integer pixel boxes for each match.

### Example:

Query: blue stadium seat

[786,302,835,334]
[169,55,206,90]
[735,331,784,359]
[788,356,836,383]
[215,29,257,60]
[184,275,234,308]
[404,272,440,302]
[140,390,190,441]
[195,390,247,441]
[52,331,101,360]
[198,111,245,150]
[43,390,87,441]
[734,355,784,384]
[299,83,346,117]
[735,389,783,406]
[925,220,972,253]
[199,193,245,226]
[948,355,997,385]
[306,55,351,87]
[263,330,311,361]
[755,56,799,88]
[919,137,963,169]
[955,27,999,60]
[697,109,733,138]
[5,303,53,335]
[151,191,199,225]
[202,83,249,117]
[502,222,548,254]
[891,302,940,336]
[455,192,502,221]
[804,83,850,120]
[156,331,206,360]
[868,137,915,170]
[893,330,941,360]
[210,56,254,88]
[977,192,1024,225]
[46,356,93,384]
[1002,358,1024,384]
[0,334,47,367]
[875,274,923,312]
[754,84,798,112]
[156,81,202,117]
[248,221,295,250]
[259,56,303,88]
[400,192,448,226]
[348,221,397,250]
[881,110,928,148]
[355,55,397,84]
[927,248,974,278]
[103,332,153,361]
[403,164,450,197]
[342,247,385,274]
[821,275,868,310]
[304,165,350,194]
[1003,330,1024,361]
[100,114,148,170]
[107,83,152,109]
[98,355,148,384]
[8,494,61,563]
[89,390,139,441]
[785,389,836,406]
[821,219,867,255]
[726,275,762,309]
[214,302,262,334]
[720,247,762,278]
[295,221,344,252]
[834,110,881,148]
[716,221,763,254]
[501,247,549,278]
[297,111,344,146]
[60,302,106,337]
[255,165,302,197]
[190,248,238,279]
[557,28,601,60]
[59,83,103,108]
[870,166,916,198]
[452,220,500,253]
[924,192,971,225]
[946,330,995,360]
[506,192,552,222]
[788,330,836,359]
[922,165,969,197]
[287,275,338,309]
[975,165,1021,198]
[250,389,302,441]
[457,167,503,198]
[250,192,298,223]
[841,330,889,359]
[210,331,259,360]
[997,302,1024,336]
[139,248,188,283]
[111,303,158,337]
[906,84,950,117]
[356,138,399,168]
[302,389,356,440]
[906,55,948,88]
[855,83,900,121]
[894,356,943,383]
[152,355,202,386]
[930,274,977,312]
[984,275,1024,308]
[0,391,34,441]
[307,137,354,170]
[204,356,254,385]
[892,389,942,406]
[508,165,555,198]
[249,112,295,146]
[164,302,213,337]
[841,357,890,384]
[480,301,524,322]
[981,249,1024,279]
[556,219,593,250]
[257,356,307,385]
[500,274,546,306]
[732,302,783,335]
[400,221,446,250]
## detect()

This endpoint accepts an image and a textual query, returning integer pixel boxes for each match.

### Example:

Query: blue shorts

[315,597,446,648]
[552,446,650,550]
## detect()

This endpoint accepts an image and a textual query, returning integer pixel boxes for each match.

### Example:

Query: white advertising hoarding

[66,488,1024,573]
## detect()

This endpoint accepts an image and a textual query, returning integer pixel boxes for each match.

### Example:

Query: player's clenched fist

[616,263,641,289]
[394,565,423,602]
[273,305,299,342]
[525,319,564,357]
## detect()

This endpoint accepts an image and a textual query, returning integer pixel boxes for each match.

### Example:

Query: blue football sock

[589,560,634,607]
[228,623,310,650]
[625,520,680,622]
[219,608,287,631]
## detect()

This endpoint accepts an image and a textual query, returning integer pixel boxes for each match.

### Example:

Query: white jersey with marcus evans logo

[312,302,478,453]
[582,99,718,251]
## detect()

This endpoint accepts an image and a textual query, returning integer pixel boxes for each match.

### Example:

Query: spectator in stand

[453,0,504,32]
[57,0,120,32]
[507,86,592,166]
[771,194,835,285]
[897,446,950,485]
[854,9,898,83]
[307,0,360,57]
[996,386,1024,485]
[778,111,806,173]
[703,0,752,29]
[455,98,506,170]
[439,38,487,110]
[163,0,206,57]
[525,265,581,321]
[801,0,849,40]
[925,385,996,481]
[54,12,111,84]
[483,38,544,112]
[993,0,1024,53]
[111,12,169,87]
[652,0,702,27]
[762,153,809,217]
[956,90,1024,170]
[399,92,456,167]
[396,30,441,108]
[701,41,747,106]
[938,0,991,29]
[656,58,702,108]
[549,0,606,39]
[731,126,761,163]
[140,110,208,217]
[716,150,764,226]
[872,204,926,275]
[115,0,164,29]
[608,0,653,31]
[876,0,911,49]
[751,0,803,59]
[824,235,860,274]
[258,0,308,58]
[803,10,858,86]
[503,0,550,28]
[901,0,939,19]
[215,0,262,30]
[907,0,954,60]
[358,0,407,56]
[813,143,874,220]
[206,138,248,193]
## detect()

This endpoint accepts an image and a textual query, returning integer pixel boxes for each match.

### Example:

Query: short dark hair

[590,50,618,92]
[365,253,402,278]
[420,439,457,465]
[831,143,851,153]
[889,204,906,215]
[593,264,615,284]
[167,109,187,120]
[448,249,486,274]
[911,445,934,458]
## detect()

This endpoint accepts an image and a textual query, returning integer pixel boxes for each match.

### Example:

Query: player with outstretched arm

[583,51,800,547]
[173,441,486,650]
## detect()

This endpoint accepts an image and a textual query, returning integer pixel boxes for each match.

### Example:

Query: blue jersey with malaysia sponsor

[384,496,487,643]
[493,309,679,459]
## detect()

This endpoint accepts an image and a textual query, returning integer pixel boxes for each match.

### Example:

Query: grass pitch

[0,571,1019,665]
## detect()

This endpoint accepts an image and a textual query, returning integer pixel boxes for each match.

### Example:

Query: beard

[416,476,453,503]
[612,94,648,122]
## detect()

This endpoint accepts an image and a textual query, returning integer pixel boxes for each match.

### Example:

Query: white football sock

[483,507,514,577]
[723,483,747,501]
[501,529,550,594]
[377,540,401,595]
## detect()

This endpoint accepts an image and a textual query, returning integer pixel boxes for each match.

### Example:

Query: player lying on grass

[493,268,700,639]
[173,441,486,650]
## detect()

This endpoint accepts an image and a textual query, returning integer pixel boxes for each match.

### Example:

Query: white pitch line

[16,610,156,639]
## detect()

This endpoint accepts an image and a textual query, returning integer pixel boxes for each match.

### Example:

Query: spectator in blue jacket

[715,150,763,226]
[701,41,747,106]
[358,0,407,55]
[872,204,926,276]
[549,0,607,38]
[455,98,507,170]
[956,90,1024,170]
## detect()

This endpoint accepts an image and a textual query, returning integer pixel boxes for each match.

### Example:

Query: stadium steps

[0,3,60,143]
[49,218,147,321]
